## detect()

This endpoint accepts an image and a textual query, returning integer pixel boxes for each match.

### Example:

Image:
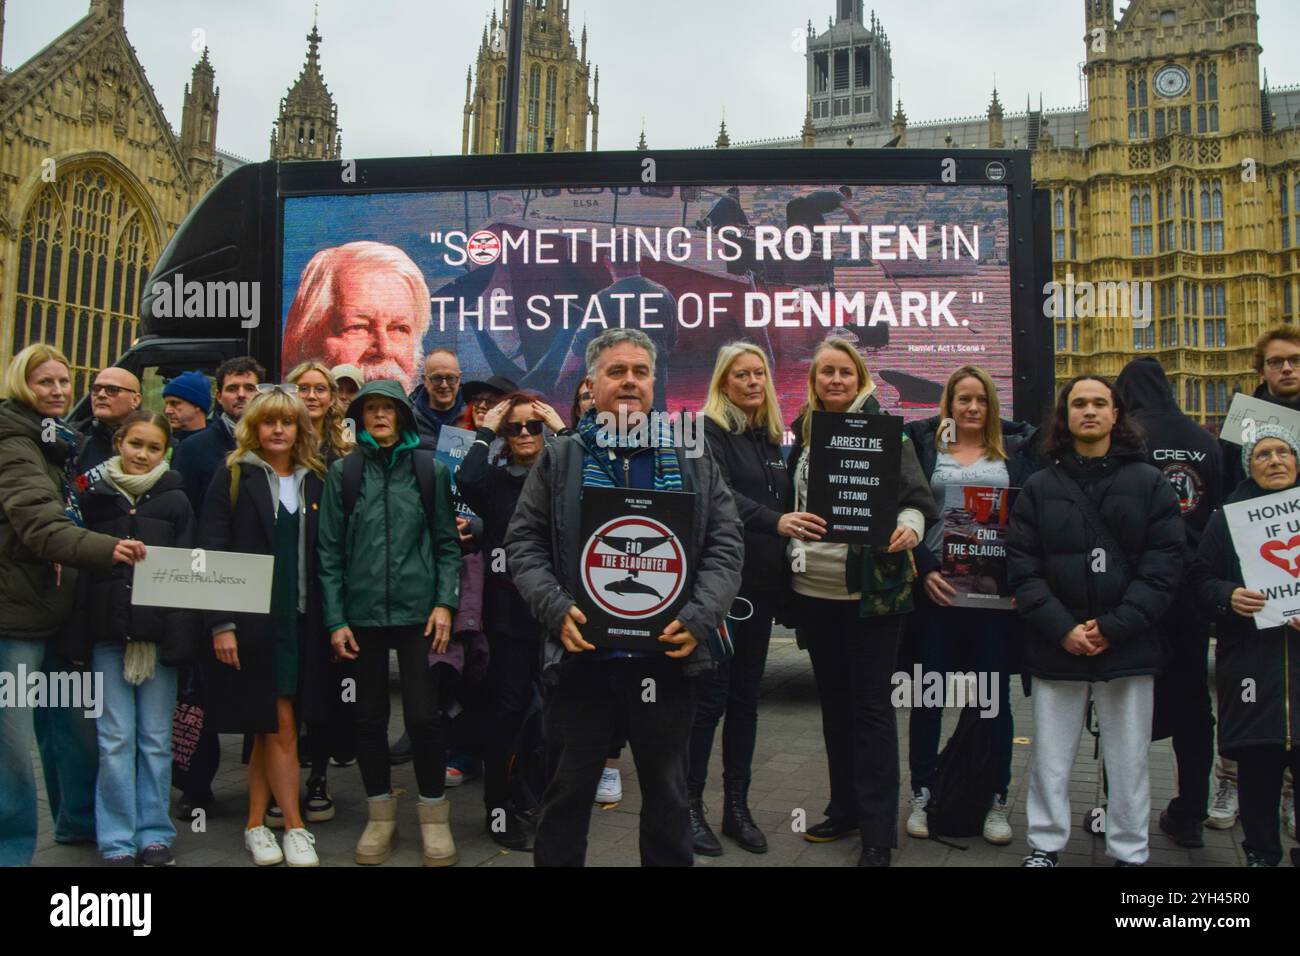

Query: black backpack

[925,706,1000,839]
[339,447,440,539]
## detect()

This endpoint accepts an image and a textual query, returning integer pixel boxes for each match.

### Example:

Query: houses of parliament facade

[3,0,1299,426]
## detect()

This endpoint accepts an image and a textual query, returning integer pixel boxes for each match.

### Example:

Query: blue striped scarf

[575,407,683,490]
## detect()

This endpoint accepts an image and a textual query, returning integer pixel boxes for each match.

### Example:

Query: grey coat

[505,432,744,684]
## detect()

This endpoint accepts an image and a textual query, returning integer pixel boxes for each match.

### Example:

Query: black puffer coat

[66,470,200,664]
[1007,444,1185,681]
[703,417,792,593]
[1188,478,1300,756]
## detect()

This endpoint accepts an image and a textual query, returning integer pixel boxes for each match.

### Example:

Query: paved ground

[31,631,1277,868]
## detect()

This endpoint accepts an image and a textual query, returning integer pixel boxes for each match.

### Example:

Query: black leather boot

[690,798,722,856]
[721,780,768,853]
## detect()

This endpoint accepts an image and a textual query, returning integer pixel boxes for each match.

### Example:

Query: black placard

[576,487,697,650]
[805,410,902,545]
[941,485,1019,609]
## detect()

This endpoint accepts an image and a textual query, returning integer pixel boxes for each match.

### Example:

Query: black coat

[172,418,236,516]
[1189,479,1300,756]
[198,460,328,734]
[1116,358,1223,552]
[456,428,535,639]
[703,417,792,593]
[1006,445,1185,681]
[65,470,200,664]
[76,418,117,486]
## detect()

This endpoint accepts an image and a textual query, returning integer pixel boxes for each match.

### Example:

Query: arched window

[1196,65,1206,102]
[526,64,542,152]
[494,68,507,151]
[1209,106,1218,132]
[1208,65,1218,99]
[11,165,157,397]
[1054,198,1064,228]
[544,67,558,146]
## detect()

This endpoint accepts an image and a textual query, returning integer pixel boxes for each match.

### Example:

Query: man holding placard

[507,328,742,867]
[1190,424,1300,866]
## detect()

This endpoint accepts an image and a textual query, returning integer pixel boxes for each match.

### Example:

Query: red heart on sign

[1259,536,1300,578]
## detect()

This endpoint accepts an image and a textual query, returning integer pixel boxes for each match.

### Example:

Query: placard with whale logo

[577,487,696,650]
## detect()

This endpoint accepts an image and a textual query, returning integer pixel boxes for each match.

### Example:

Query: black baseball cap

[460,375,518,399]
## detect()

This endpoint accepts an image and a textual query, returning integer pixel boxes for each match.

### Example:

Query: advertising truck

[79,148,1054,430]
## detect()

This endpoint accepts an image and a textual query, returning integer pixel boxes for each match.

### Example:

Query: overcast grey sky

[6,0,1299,160]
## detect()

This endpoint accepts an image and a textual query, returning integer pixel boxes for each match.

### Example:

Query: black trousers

[307,660,357,777]
[1155,598,1214,826]
[687,590,774,795]
[1236,746,1300,866]
[799,598,905,849]
[352,625,445,799]
[483,631,540,814]
[535,657,699,867]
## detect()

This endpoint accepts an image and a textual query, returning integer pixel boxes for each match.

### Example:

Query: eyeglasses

[502,420,544,438]
[1252,447,1296,464]
[294,383,332,397]
[1264,355,1300,371]
[255,383,300,397]
[91,384,138,397]
[426,374,461,386]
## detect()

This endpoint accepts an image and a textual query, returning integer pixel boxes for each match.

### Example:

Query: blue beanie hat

[163,371,212,415]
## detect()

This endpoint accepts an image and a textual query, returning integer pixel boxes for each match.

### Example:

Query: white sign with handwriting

[131,545,273,614]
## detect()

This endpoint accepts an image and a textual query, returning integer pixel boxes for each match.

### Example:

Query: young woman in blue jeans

[902,365,1039,845]
[70,411,198,866]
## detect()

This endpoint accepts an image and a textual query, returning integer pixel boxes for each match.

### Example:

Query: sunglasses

[255,383,300,397]
[91,384,138,397]
[502,419,544,438]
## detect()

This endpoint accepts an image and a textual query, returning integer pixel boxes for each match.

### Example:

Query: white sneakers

[595,767,623,804]
[283,828,319,867]
[245,825,284,866]
[982,796,1013,845]
[906,787,930,838]
[245,824,318,866]
[1206,777,1238,830]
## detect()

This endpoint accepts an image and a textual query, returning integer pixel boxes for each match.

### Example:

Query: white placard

[131,545,274,614]
[1220,393,1300,446]
[1224,486,1300,629]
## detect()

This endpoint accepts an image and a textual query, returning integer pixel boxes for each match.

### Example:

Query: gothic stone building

[463,0,597,154]
[0,0,223,395]
[738,0,1300,427]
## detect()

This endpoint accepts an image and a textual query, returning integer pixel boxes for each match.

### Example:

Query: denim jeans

[0,637,46,866]
[92,643,178,860]
[34,644,99,843]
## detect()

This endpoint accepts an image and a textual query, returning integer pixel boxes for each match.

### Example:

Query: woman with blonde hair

[786,336,937,866]
[280,363,356,826]
[901,364,1041,846]
[198,386,327,866]
[686,342,826,856]
[287,361,354,466]
[0,344,146,866]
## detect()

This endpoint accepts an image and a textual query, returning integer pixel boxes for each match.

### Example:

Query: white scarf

[102,456,169,683]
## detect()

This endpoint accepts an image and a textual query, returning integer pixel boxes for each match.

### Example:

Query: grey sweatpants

[1027,675,1153,864]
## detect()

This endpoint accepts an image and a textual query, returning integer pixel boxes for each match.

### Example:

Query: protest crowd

[3,323,1300,869]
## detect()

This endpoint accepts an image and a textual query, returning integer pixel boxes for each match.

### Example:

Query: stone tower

[464,0,595,154]
[805,1,893,143]
[180,49,219,184]
[1035,0,1288,425]
[270,18,342,160]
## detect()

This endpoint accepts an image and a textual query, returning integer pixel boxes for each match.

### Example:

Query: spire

[716,112,730,149]
[465,66,473,105]
[989,85,1003,117]
[272,15,342,161]
[802,96,816,148]
[638,118,647,150]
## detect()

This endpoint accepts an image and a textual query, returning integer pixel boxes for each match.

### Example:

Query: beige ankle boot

[355,797,398,865]
[417,800,457,867]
